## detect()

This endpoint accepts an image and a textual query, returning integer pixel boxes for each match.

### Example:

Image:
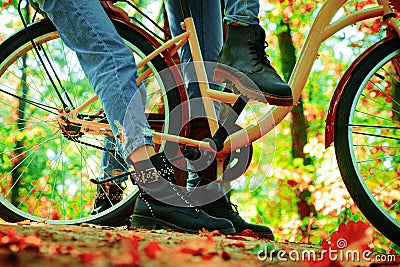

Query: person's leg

[224,0,260,26]
[214,0,293,106]
[164,0,223,98]
[164,0,223,190]
[31,0,235,234]
[31,0,154,159]
[100,136,129,183]
[92,136,129,215]
[166,0,275,239]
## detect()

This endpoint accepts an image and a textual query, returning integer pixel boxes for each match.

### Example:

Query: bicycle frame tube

[220,0,396,154]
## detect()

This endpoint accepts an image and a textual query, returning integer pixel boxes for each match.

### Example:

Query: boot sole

[214,68,293,106]
[131,214,235,235]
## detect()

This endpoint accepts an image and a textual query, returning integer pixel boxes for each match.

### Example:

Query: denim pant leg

[31,0,154,164]
[224,0,260,26]
[164,0,223,98]
[165,0,223,190]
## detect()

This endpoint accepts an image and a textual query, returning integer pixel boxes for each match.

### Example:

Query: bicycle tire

[334,36,400,245]
[0,18,184,225]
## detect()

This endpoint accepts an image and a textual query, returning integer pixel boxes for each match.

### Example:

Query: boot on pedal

[214,24,293,106]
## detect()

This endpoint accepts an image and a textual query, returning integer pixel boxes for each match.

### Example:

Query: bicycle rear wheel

[0,19,184,225]
[334,36,400,245]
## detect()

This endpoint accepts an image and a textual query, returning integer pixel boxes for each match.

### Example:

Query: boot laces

[258,41,271,65]
[171,182,198,210]
[220,197,240,217]
[248,41,271,70]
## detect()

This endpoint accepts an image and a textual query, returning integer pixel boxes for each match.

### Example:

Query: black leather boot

[201,194,274,240]
[130,153,236,235]
[92,182,132,226]
[214,24,293,106]
[92,183,124,214]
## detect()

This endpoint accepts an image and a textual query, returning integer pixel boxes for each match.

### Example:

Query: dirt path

[0,222,396,267]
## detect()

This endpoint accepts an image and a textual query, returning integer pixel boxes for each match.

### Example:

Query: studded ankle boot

[92,183,124,214]
[202,194,274,240]
[130,152,235,234]
[214,24,293,106]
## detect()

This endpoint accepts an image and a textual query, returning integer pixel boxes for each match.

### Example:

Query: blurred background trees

[0,0,397,253]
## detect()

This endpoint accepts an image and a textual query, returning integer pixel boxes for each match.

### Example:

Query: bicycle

[0,0,399,245]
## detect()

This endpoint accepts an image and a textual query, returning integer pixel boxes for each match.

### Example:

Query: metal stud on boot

[214,24,293,106]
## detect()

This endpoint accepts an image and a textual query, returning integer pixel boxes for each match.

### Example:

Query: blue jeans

[224,0,260,26]
[164,0,259,190]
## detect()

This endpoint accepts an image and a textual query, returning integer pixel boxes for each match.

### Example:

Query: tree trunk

[277,21,308,160]
[278,21,315,236]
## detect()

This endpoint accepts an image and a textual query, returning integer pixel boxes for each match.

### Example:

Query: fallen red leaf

[228,240,245,248]
[180,247,204,256]
[143,241,162,259]
[79,253,96,264]
[119,235,141,266]
[221,250,231,261]
[329,221,372,251]
[0,228,42,252]
[303,220,373,267]
[201,251,219,260]
[241,229,259,239]
[105,232,113,238]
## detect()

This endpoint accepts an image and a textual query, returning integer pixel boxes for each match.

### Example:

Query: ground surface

[0,221,398,267]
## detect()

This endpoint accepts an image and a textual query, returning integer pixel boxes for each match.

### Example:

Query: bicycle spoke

[348,124,400,130]
[370,76,400,109]
[372,176,400,198]
[352,131,400,141]
[334,39,400,243]
[388,200,400,212]
[364,166,396,180]
[359,92,400,119]
[357,154,399,164]
[3,60,62,112]
[354,109,397,124]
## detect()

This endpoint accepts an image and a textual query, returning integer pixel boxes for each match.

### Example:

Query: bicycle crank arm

[212,95,249,151]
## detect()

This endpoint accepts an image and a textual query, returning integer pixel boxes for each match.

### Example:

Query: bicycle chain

[64,134,116,154]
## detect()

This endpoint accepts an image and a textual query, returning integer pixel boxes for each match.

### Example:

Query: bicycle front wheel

[0,19,184,225]
[334,36,400,245]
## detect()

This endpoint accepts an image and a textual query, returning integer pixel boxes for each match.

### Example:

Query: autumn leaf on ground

[0,227,42,252]
[303,220,373,267]
[144,241,162,259]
